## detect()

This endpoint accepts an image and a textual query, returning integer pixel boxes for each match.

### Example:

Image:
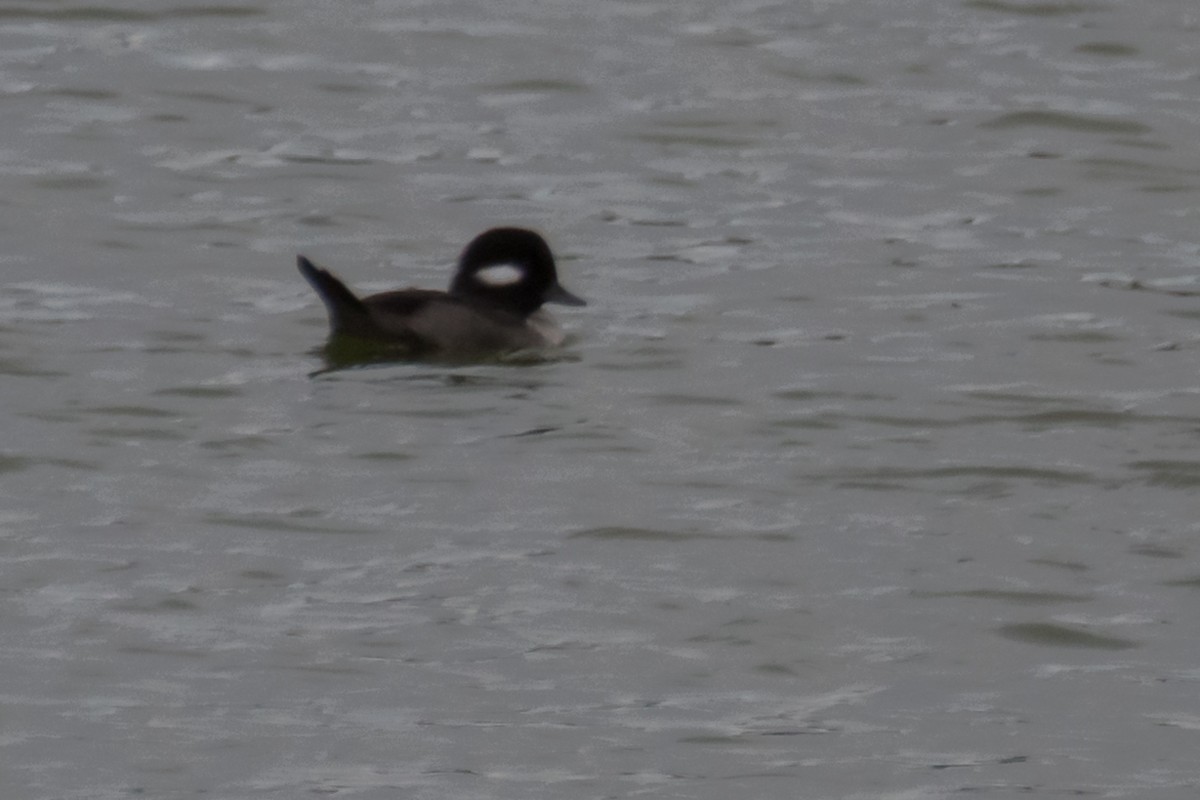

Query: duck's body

[297,228,584,359]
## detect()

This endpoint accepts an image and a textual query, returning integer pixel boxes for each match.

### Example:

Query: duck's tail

[297,255,370,336]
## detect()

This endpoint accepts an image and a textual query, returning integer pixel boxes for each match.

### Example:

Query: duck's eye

[476,264,524,286]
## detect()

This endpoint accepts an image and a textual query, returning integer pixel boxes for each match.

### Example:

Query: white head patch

[476,263,524,287]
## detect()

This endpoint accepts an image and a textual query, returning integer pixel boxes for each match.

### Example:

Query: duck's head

[449,227,586,317]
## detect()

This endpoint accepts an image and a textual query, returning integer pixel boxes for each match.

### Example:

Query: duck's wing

[365,292,544,355]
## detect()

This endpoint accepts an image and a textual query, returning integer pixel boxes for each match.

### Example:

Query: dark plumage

[297,227,584,359]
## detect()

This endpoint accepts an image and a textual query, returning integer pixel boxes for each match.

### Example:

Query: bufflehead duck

[297,227,585,360]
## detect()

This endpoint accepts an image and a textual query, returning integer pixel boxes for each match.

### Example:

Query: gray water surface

[3,2,1200,798]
